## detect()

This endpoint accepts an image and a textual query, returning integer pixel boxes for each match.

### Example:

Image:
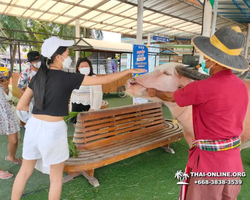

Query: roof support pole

[75,19,80,68]
[119,53,122,72]
[211,0,219,35]
[154,55,156,68]
[97,51,99,74]
[130,53,132,69]
[244,23,250,59]
[202,1,212,37]
[9,44,13,72]
[18,42,22,73]
[147,33,151,46]
[136,0,144,44]
[199,0,212,66]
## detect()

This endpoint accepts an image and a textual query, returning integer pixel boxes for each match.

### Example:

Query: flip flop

[0,171,13,179]
[5,156,22,165]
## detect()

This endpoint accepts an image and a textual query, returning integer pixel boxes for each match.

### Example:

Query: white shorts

[22,116,69,174]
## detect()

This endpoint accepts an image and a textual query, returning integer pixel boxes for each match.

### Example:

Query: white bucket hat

[41,37,74,59]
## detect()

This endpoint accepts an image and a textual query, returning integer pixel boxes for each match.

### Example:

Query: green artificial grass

[0,94,249,200]
[23,139,190,200]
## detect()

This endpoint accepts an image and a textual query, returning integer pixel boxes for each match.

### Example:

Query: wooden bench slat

[77,102,162,121]
[133,108,162,116]
[114,108,162,121]
[76,127,117,138]
[115,113,163,126]
[74,124,165,149]
[116,116,163,130]
[77,117,114,127]
[81,121,116,132]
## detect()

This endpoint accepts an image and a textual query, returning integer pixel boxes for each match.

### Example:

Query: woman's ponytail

[32,55,48,110]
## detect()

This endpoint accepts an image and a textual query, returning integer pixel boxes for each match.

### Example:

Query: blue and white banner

[133,44,149,77]
[152,35,170,43]
[132,44,149,104]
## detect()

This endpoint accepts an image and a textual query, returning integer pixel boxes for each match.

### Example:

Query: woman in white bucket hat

[11,36,145,200]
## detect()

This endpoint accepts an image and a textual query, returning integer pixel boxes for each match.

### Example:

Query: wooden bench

[64,102,183,187]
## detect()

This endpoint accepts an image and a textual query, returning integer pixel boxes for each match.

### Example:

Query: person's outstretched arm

[147,88,175,102]
[81,69,146,86]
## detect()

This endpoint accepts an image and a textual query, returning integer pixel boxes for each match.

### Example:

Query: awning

[73,38,178,56]
[74,38,133,53]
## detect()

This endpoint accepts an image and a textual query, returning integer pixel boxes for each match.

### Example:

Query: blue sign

[152,35,170,43]
[133,44,149,77]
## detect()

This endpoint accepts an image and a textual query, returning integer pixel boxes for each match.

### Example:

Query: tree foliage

[0,15,103,71]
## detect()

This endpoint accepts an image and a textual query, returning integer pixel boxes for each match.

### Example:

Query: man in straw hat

[147,26,249,200]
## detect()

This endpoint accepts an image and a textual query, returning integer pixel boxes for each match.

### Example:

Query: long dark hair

[32,47,67,110]
[75,57,95,76]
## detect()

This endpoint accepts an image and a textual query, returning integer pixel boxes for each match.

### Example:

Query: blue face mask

[201,61,209,74]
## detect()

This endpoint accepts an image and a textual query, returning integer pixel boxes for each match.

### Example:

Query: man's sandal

[0,171,13,179]
[5,156,22,165]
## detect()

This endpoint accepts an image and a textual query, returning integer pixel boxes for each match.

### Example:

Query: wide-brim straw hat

[192,26,249,72]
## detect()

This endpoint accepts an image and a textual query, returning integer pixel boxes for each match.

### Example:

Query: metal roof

[217,0,250,23]
[198,0,250,23]
[0,0,247,39]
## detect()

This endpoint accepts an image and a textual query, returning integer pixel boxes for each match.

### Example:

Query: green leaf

[68,137,79,157]
[63,111,80,122]
[0,15,103,52]
[210,0,215,8]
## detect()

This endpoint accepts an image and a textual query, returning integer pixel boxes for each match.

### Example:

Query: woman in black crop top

[11,37,145,200]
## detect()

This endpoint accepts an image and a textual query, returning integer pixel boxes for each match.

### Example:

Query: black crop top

[29,69,85,116]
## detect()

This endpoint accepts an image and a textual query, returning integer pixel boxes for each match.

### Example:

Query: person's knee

[50,176,63,185]
[9,138,18,146]
[18,168,33,181]
[8,133,18,145]
[50,162,65,185]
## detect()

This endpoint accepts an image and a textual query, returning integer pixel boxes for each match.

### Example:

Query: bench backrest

[73,102,165,150]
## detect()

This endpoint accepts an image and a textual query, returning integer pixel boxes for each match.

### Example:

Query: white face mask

[79,67,90,75]
[31,70,37,76]
[33,61,41,69]
[60,56,72,69]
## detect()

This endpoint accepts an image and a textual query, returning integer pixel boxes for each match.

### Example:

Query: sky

[102,31,121,43]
